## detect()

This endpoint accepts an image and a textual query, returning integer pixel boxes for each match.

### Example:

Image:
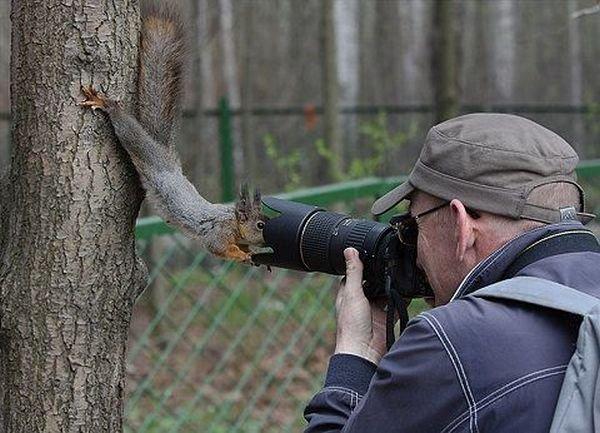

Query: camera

[251,197,434,300]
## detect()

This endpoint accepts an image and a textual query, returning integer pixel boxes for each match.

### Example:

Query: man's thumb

[343,247,363,290]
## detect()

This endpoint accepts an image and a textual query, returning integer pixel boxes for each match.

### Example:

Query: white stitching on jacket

[421,314,477,433]
[425,313,480,433]
[318,386,362,409]
[441,366,567,433]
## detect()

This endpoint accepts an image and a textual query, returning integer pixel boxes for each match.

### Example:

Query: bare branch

[571,3,600,20]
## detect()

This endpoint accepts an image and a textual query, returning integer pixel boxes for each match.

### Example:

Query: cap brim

[371,181,415,216]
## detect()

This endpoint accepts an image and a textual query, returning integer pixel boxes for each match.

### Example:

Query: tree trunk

[399,0,427,103]
[190,0,208,187]
[320,0,342,182]
[431,0,459,124]
[240,0,256,180]
[334,0,359,165]
[219,0,240,110]
[358,0,376,105]
[568,0,584,155]
[0,1,10,169]
[489,0,516,103]
[1,1,144,432]
[218,0,242,179]
[192,0,219,194]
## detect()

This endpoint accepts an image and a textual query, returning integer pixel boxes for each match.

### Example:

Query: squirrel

[79,1,265,263]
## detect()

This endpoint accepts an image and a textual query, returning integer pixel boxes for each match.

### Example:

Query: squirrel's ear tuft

[239,183,250,203]
[235,183,251,222]
[253,188,261,207]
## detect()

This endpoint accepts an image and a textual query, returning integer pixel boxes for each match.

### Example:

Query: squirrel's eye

[256,221,265,230]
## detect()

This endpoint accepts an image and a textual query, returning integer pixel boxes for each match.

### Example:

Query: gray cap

[371,113,594,224]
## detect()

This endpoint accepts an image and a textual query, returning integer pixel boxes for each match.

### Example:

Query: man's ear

[449,199,475,262]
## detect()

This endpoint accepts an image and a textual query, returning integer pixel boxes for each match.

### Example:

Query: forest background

[0,1,599,432]
[1,0,599,195]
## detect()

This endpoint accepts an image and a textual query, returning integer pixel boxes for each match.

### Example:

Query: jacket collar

[450,221,589,301]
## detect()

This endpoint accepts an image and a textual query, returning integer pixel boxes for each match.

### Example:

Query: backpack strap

[471,276,600,316]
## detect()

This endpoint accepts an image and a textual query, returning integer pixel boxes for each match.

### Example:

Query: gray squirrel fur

[80,1,265,262]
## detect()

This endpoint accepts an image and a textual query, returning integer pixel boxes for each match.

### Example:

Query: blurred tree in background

[0,0,598,196]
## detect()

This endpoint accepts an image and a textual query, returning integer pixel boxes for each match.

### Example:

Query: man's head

[372,113,593,306]
[409,183,582,305]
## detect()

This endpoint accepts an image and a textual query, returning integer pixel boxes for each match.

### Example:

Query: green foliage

[408,298,429,317]
[315,138,344,182]
[580,101,600,213]
[585,101,600,157]
[263,112,413,189]
[580,178,600,216]
[348,112,412,179]
[263,133,303,191]
[125,408,263,433]
[126,261,337,433]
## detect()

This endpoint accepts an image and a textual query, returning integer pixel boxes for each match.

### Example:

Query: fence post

[219,97,235,202]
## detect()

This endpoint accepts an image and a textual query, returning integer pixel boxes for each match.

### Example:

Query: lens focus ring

[344,221,373,252]
[300,211,347,272]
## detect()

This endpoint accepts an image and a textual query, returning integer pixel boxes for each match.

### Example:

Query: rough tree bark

[0,1,145,432]
[0,2,11,169]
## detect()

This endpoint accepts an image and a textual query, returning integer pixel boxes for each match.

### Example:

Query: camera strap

[503,229,599,279]
[384,268,410,350]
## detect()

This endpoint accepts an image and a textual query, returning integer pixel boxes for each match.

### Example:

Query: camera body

[252,197,433,299]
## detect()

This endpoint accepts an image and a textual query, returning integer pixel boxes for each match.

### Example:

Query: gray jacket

[304,222,600,433]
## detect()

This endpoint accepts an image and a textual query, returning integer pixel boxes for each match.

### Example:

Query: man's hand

[334,247,387,365]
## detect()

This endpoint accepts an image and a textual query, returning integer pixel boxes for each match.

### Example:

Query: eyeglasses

[390,202,449,247]
[390,202,481,246]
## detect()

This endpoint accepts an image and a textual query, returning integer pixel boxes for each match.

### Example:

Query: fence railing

[2,103,599,121]
[3,101,599,200]
[127,162,600,433]
[136,158,600,240]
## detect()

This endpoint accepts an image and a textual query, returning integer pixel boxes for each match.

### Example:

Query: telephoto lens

[251,197,430,299]
[251,197,434,348]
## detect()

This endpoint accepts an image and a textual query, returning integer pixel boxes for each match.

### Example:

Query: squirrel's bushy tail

[138,0,186,150]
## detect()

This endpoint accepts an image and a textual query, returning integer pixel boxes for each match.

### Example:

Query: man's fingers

[343,247,364,293]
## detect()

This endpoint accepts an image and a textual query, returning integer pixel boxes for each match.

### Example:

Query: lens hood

[252,197,323,271]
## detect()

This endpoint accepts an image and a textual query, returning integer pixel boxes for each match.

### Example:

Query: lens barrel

[253,197,394,282]
[252,197,432,299]
[300,212,393,276]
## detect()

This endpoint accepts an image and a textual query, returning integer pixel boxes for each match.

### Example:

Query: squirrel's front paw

[79,85,108,112]
[220,244,253,264]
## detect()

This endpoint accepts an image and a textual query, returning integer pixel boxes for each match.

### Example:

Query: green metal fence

[125,161,600,433]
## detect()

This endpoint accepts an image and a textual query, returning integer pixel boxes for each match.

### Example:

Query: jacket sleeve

[303,316,467,433]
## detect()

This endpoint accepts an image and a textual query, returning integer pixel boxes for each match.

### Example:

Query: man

[303,113,600,433]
